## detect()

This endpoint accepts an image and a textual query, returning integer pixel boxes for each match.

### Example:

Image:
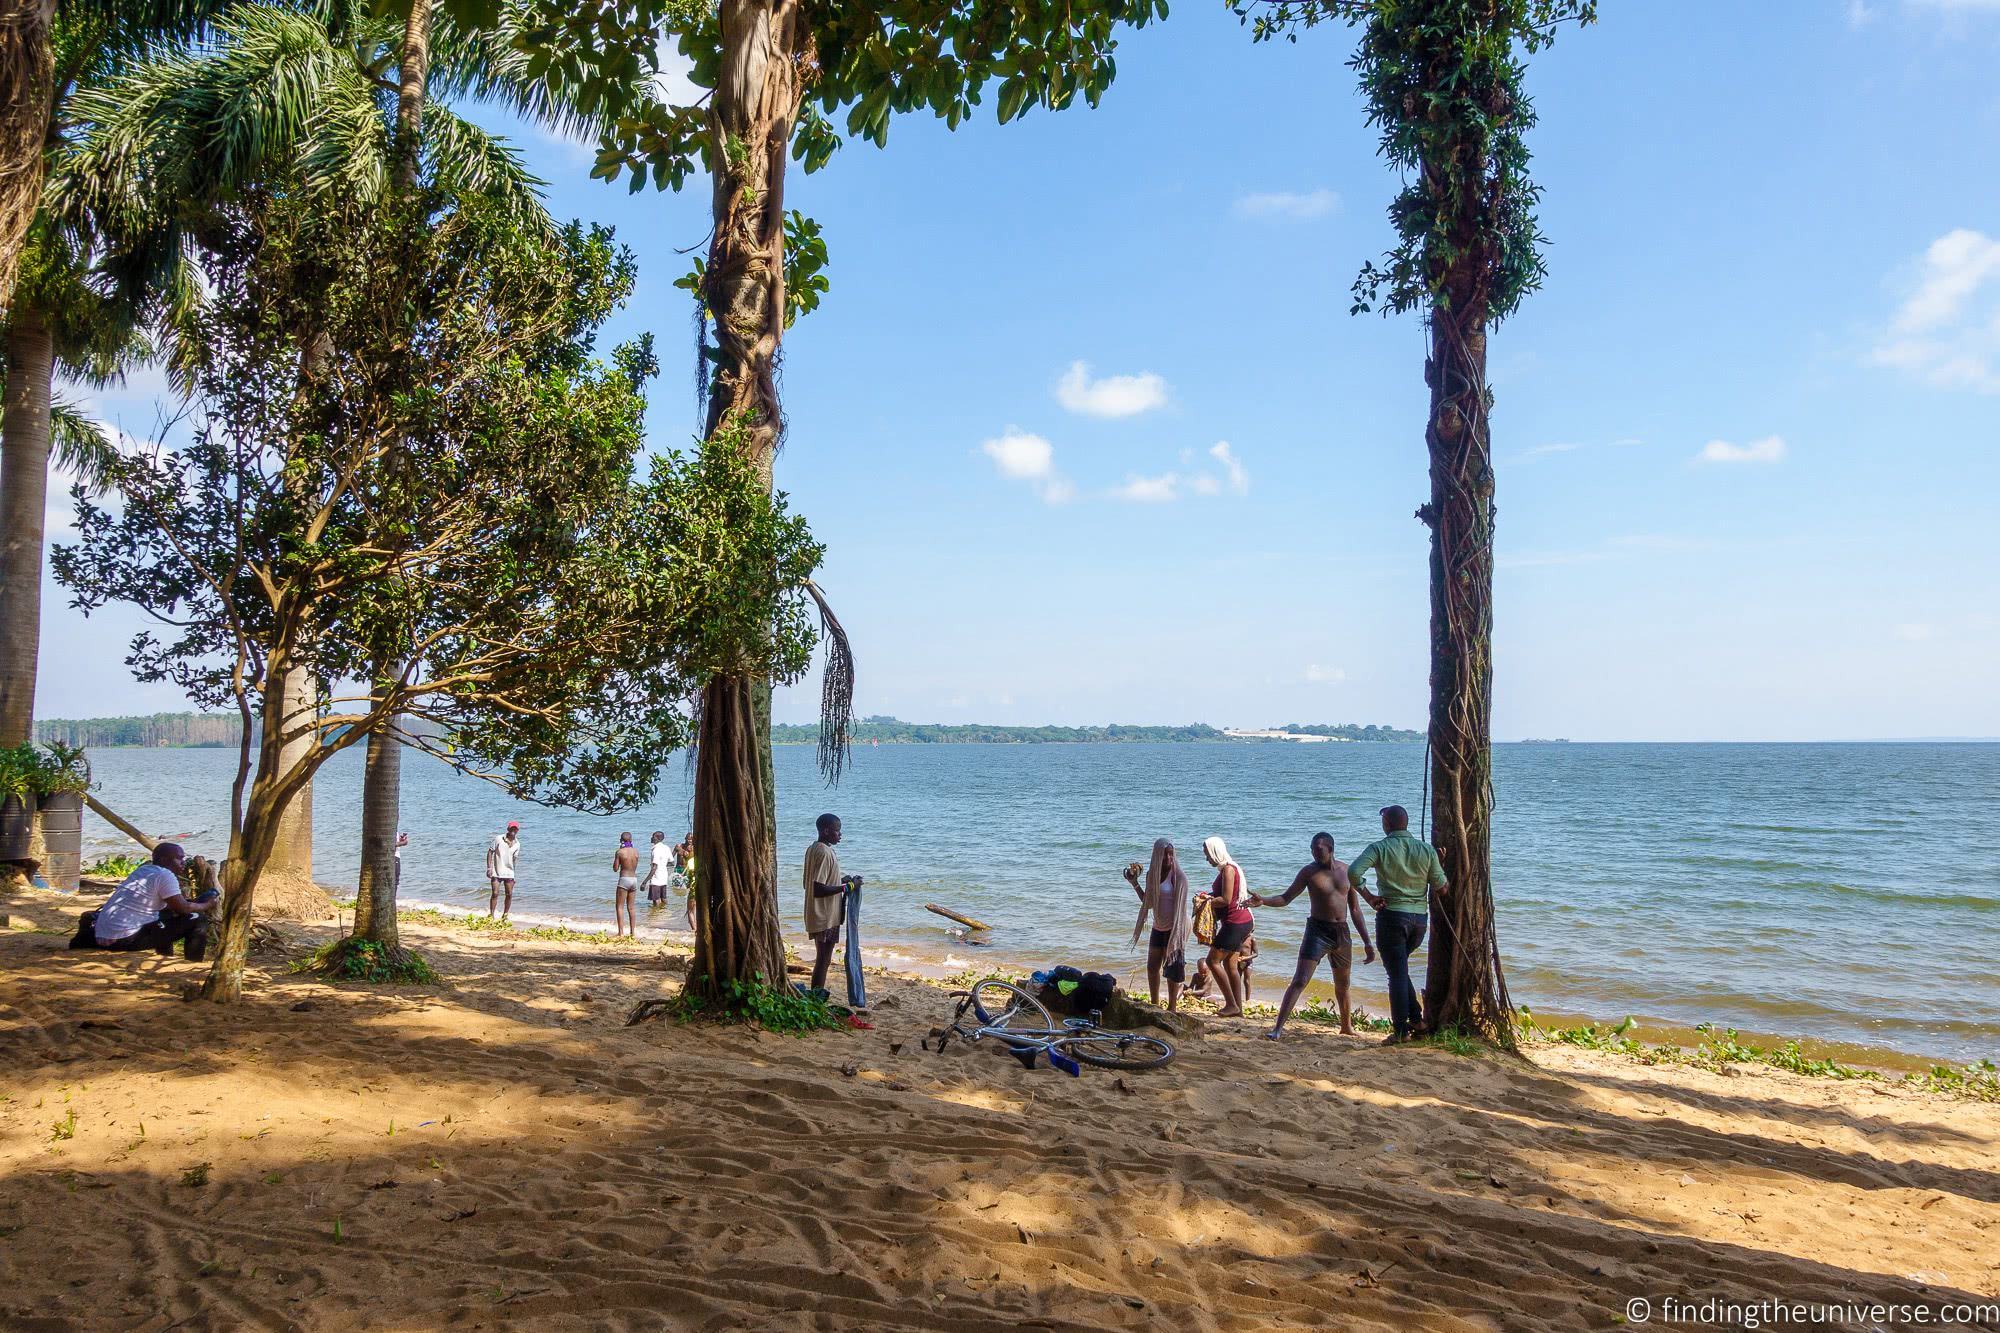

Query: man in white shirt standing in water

[486,820,521,921]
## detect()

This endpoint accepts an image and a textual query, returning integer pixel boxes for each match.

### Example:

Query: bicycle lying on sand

[926,978,1176,1076]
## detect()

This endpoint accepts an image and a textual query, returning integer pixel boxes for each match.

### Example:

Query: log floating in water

[925,903,992,932]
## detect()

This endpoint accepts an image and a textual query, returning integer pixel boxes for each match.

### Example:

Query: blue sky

[44,0,2000,741]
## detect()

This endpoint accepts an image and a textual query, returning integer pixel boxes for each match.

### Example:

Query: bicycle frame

[933,991,1089,1075]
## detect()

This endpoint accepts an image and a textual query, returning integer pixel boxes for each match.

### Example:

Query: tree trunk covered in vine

[1418,151,1511,1051]
[0,0,53,312]
[0,308,53,746]
[687,0,803,999]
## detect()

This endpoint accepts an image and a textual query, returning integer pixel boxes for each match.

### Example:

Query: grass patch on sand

[668,975,844,1035]
[295,938,440,985]
[1517,1009,2000,1103]
[83,853,142,879]
[394,907,648,947]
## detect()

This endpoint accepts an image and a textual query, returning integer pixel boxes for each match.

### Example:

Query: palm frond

[421,105,551,235]
[49,395,123,492]
[426,1,642,145]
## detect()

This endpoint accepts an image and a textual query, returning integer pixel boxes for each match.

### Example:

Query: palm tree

[0,0,222,747]
[0,0,56,311]
[67,0,641,967]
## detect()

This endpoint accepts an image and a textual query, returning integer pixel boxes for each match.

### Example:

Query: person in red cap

[486,820,522,921]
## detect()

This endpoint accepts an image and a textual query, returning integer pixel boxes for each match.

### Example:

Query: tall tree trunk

[1418,285,1511,1046]
[262,663,315,895]
[393,0,432,189]
[0,0,53,312]
[0,307,53,746]
[353,712,401,946]
[203,674,307,1001]
[686,0,803,999]
[346,0,431,950]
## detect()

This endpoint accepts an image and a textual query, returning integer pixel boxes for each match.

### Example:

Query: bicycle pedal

[1050,1052,1082,1077]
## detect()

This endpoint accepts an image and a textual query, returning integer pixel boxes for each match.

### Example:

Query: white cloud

[1303,664,1346,685]
[1109,472,1180,503]
[1847,0,1874,23]
[1696,436,1787,465]
[1189,475,1221,497]
[1055,361,1168,418]
[1209,440,1249,495]
[1512,437,1642,465]
[1233,189,1340,222]
[980,428,1072,503]
[1870,229,2000,393]
[1894,622,1936,642]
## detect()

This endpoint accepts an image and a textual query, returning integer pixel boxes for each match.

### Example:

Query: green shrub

[671,974,843,1035]
[0,742,91,801]
[84,854,142,879]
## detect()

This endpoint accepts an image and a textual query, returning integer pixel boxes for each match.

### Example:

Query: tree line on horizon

[37,712,1427,748]
[1,0,1593,1042]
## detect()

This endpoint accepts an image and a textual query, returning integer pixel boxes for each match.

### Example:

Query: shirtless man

[1250,832,1376,1039]
[612,833,641,938]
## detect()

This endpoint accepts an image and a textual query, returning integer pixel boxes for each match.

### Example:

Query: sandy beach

[4,884,1997,1331]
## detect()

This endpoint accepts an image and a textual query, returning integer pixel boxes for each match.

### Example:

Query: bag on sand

[1075,971,1116,1013]
[1192,895,1218,947]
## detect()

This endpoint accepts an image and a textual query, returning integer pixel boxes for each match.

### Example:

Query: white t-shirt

[488,833,520,879]
[94,865,183,943]
[648,843,675,885]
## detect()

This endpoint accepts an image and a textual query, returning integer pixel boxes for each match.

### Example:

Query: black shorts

[1147,929,1187,984]
[1212,919,1252,953]
[1299,918,1353,974]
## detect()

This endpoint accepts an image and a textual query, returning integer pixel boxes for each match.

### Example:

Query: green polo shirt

[1347,829,1446,915]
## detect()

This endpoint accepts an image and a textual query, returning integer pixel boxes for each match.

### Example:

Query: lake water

[75,741,2000,1064]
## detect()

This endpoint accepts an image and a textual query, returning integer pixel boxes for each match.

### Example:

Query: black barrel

[0,792,35,863]
[35,792,84,891]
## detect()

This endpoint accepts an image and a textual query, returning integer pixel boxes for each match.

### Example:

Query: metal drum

[0,793,34,863]
[33,792,84,891]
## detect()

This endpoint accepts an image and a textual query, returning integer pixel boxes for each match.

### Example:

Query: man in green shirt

[1346,805,1448,1044]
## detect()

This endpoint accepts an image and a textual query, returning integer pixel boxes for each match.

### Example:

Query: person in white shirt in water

[641,831,676,908]
[486,820,521,920]
[85,843,218,959]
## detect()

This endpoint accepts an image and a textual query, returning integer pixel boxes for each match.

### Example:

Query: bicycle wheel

[1063,1031,1176,1071]
[969,978,1053,1032]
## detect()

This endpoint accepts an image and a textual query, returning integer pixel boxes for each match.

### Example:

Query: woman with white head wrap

[1128,839,1192,1010]
[1202,835,1256,1017]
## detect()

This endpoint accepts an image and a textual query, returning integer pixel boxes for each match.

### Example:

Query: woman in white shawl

[1201,835,1255,1017]
[1127,839,1192,1010]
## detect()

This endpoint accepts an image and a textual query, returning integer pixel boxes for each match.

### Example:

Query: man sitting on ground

[81,843,217,960]
[1251,832,1376,1039]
